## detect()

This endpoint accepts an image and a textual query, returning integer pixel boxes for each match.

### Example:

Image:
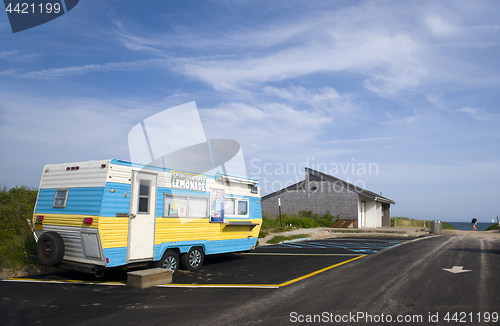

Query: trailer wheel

[36,232,65,266]
[156,250,179,273]
[181,247,204,271]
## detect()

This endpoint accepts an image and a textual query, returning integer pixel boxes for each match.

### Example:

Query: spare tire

[36,232,65,266]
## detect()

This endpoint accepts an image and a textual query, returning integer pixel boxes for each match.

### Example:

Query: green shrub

[283,216,318,228]
[261,215,281,230]
[258,230,268,238]
[0,186,38,270]
[260,211,336,232]
[441,222,456,230]
[486,224,500,231]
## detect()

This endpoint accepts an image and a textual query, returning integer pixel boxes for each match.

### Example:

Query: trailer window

[53,189,68,208]
[224,198,235,215]
[164,194,186,217]
[238,200,248,216]
[138,180,150,213]
[164,194,207,217]
[188,196,208,217]
[224,198,249,216]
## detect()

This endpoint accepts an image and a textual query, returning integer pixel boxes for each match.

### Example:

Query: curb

[279,237,311,244]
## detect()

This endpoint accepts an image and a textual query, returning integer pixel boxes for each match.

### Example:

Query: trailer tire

[36,232,65,266]
[156,250,179,273]
[181,247,204,271]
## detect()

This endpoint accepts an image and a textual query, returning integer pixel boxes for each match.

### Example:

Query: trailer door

[128,171,157,261]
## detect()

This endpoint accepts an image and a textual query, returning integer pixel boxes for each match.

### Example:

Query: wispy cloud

[384,110,420,124]
[263,85,357,114]
[110,4,430,94]
[0,50,18,59]
[457,107,496,121]
[425,93,447,109]
[200,101,332,161]
[173,31,425,93]
[0,50,39,62]
[21,58,167,79]
[107,1,500,98]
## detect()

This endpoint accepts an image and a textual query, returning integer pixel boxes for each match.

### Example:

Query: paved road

[1,233,499,325]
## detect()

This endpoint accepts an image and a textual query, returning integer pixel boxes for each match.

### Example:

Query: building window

[164,194,208,218]
[53,189,69,208]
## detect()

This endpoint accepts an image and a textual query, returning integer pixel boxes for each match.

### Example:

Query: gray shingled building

[261,168,395,228]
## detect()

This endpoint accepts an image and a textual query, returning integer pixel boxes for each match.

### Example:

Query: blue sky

[1,0,499,222]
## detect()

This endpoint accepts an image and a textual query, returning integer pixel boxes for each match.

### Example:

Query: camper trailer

[31,159,262,275]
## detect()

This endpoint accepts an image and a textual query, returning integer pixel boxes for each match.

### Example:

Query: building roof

[262,167,395,205]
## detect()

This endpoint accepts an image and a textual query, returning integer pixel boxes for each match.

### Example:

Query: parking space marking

[278,255,366,287]
[159,284,280,289]
[6,239,404,289]
[275,240,404,253]
[2,254,366,289]
[242,253,364,256]
[2,278,126,286]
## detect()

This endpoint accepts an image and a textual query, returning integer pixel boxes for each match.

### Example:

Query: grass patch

[485,224,500,231]
[441,222,456,230]
[267,234,310,244]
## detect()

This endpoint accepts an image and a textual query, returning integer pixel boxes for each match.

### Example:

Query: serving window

[164,194,208,218]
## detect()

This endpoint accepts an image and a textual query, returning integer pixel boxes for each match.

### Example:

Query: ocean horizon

[446,221,496,231]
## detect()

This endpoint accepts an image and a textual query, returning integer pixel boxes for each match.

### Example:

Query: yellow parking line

[159,284,280,289]
[242,253,364,256]
[3,278,126,286]
[3,255,366,289]
[278,255,366,287]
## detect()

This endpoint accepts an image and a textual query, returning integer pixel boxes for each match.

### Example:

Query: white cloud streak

[21,58,167,79]
[263,85,357,114]
[457,107,497,121]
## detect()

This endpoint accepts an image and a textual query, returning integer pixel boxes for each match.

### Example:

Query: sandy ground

[442,229,500,239]
[0,265,57,280]
[259,227,500,245]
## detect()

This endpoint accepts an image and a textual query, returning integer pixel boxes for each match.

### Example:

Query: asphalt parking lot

[3,233,498,326]
[5,237,408,288]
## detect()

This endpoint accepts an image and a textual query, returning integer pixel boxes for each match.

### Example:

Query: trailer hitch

[27,219,38,242]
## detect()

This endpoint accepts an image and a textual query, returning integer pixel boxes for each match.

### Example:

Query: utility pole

[278,198,283,230]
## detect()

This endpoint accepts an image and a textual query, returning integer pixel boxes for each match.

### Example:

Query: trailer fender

[36,231,65,266]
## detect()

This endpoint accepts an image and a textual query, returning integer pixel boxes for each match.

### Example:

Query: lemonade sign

[171,170,206,192]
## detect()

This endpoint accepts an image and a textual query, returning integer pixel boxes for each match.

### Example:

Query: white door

[361,201,366,228]
[128,171,157,261]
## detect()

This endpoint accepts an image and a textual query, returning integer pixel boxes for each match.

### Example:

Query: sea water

[447,222,495,231]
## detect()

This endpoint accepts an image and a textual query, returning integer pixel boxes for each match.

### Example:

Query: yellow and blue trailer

[32,159,262,275]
